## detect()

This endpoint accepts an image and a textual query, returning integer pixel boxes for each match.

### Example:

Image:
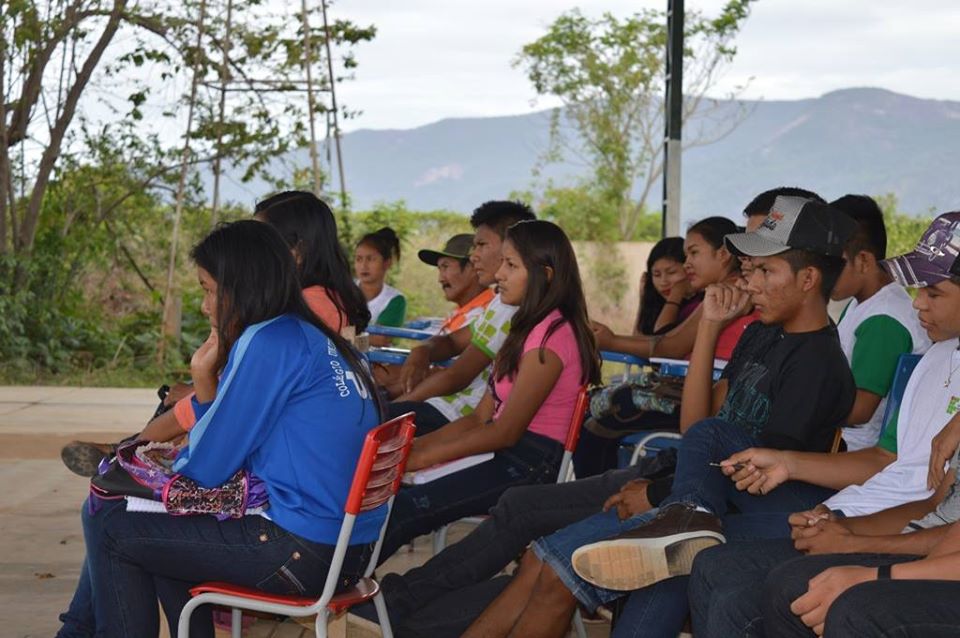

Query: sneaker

[571,503,724,591]
[60,441,116,477]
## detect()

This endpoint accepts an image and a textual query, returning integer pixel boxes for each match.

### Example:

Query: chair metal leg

[572,608,588,638]
[373,590,394,638]
[177,595,205,638]
[231,607,242,638]
[432,525,449,554]
[315,608,330,638]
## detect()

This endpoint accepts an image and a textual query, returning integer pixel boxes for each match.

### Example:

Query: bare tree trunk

[0,29,10,255]
[158,0,207,365]
[16,0,127,255]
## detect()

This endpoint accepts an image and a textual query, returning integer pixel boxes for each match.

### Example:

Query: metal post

[300,0,324,195]
[661,0,684,238]
[321,0,352,241]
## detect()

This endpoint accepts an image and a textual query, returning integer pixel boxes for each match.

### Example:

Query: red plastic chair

[177,412,417,638]
[431,385,590,554]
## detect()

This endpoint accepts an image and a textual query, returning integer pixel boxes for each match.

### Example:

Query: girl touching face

[197,266,219,327]
[650,257,688,300]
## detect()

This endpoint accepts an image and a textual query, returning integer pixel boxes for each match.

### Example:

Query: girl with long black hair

[59,220,384,638]
[634,236,696,335]
[376,219,602,562]
[255,190,370,332]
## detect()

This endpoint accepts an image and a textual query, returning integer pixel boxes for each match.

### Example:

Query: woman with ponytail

[355,227,407,327]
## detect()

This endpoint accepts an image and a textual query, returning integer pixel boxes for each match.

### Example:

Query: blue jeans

[378,430,563,563]
[661,418,836,516]
[64,498,371,638]
[536,419,834,633]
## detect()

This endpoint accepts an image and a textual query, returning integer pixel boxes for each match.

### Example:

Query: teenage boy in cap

[688,211,960,637]
[743,187,826,232]
[388,200,534,432]
[455,196,858,638]
[418,233,494,335]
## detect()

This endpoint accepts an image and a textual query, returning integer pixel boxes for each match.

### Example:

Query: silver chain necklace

[946,340,960,388]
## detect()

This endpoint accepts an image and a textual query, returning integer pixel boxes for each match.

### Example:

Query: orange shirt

[440,287,495,334]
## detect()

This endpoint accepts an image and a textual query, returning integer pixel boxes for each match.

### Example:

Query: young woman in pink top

[376,219,601,562]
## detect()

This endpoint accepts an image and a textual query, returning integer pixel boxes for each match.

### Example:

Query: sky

[330,0,960,131]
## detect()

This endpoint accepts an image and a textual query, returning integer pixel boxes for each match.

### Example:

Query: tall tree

[516,2,754,239]
[0,0,374,262]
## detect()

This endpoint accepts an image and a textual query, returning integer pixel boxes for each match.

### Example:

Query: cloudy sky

[331,0,960,131]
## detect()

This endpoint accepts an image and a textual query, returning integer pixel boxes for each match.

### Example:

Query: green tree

[875,193,934,258]
[516,2,754,240]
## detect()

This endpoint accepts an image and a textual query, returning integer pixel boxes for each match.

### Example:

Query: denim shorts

[531,507,656,611]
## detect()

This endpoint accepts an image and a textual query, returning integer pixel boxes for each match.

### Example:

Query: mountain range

[217,87,960,222]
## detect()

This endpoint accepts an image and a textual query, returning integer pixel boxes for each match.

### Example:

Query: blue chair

[829,352,922,453]
[365,347,453,368]
[600,350,648,384]
[366,325,435,341]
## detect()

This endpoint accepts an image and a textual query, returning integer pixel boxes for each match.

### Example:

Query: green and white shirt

[366,283,406,327]
[837,282,931,451]
[426,293,517,421]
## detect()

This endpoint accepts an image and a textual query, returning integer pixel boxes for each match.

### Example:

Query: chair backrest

[830,352,923,453]
[345,411,417,515]
[557,386,590,483]
[316,411,416,606]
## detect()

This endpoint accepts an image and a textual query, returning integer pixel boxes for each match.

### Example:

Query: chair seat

[189,577,380,615]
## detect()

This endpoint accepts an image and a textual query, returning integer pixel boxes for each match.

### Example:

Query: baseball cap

[418,234,474,266]
[725,196,857,258]
[882,212,960,287]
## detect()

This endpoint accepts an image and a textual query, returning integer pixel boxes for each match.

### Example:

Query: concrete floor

[0,386,611,637]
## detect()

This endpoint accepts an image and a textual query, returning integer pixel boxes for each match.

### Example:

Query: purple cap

[882,212,960,287]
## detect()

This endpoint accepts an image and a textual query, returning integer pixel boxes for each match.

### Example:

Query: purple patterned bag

[108,440,269,519]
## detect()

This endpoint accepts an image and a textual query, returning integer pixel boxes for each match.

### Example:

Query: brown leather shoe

[571,503,724,591]
[60,441,117,477]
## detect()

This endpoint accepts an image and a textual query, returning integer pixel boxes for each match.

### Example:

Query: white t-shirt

[825,339,960,516]
[365,283,403,324]
[427,293,518,421]
[837,283,931,451]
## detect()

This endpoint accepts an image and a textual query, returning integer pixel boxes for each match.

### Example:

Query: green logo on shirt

[948,396,960,416]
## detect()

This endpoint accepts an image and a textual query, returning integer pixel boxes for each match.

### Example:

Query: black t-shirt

[717,321,855,452]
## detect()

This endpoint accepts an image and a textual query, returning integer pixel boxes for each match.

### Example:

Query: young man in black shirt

[459,196,858,638]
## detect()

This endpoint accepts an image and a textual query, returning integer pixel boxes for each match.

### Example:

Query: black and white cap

[725,196,856,258]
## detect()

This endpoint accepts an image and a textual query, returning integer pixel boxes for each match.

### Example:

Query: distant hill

[216,88,960,223]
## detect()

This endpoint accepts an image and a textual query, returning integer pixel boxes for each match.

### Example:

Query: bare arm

[396,344,493,402]
[680,316,724,432]
[725,445,895,495]
[139,409,188,442]
[406,348,564,470]
[597,305,704,359]
[845,389,883,427]
[398,325,475,393]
